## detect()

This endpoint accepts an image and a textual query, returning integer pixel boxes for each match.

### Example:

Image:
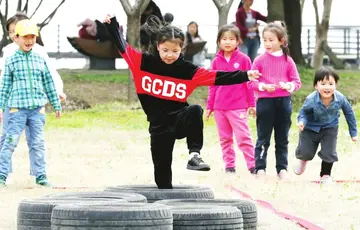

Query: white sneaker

[278,169,289,180]
[320,175,333,184]
[256,169,266,178]
[294,160,307,175]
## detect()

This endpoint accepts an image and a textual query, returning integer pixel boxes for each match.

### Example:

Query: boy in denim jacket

[294,67,357,184]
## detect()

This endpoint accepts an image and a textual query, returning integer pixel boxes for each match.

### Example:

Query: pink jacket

[248,52,302,98]
[206,49,255,110]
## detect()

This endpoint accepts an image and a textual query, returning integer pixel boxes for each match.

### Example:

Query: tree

[0,0,66,52]
[283,0,305,65]
[267,0,284,22]
[311,0,333,70]
[212,0,235,31]
[119,0,150,103]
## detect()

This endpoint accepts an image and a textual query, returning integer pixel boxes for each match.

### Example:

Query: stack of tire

[17,185,257,230]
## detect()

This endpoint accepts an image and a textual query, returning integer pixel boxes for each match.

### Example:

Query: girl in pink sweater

[206,25,256,174]
[249,22,302,180]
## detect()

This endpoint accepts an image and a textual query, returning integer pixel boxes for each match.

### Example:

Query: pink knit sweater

[206,49,255,110]
[248,51,302,98]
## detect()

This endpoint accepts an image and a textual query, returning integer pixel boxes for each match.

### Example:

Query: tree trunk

[283,0,305,65]
[267,0,285,21]
[217,8,229,31]
[126,14,141,102]
[311,0,333,70]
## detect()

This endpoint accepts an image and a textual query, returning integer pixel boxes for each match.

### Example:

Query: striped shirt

[0,49,61,111]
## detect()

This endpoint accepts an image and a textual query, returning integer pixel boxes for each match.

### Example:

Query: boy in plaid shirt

[0,19,61,187]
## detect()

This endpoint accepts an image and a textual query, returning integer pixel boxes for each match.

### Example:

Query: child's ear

[280,38,286,46]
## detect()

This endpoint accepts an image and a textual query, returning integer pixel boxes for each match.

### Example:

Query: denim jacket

[298,90,357,137]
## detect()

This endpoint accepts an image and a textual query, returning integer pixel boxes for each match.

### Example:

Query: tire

[155,199,257,230]
[17,198,127,230]
[51,203,173,229]
[164,203,243,229]
[104,184,214,203]
[43,191,147,203]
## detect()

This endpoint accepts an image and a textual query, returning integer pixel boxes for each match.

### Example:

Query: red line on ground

[227,185,324,230]
[311,180,360,184]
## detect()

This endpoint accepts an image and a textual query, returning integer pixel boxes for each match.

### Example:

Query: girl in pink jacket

[206,24,256,174]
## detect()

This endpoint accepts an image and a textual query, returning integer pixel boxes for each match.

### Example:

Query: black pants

[255,96,292,174]
[149,105,204,189]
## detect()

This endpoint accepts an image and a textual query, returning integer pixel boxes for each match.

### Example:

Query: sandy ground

[0,126,359,230]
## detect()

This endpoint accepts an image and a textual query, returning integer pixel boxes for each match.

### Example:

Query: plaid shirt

[0,49,61,111]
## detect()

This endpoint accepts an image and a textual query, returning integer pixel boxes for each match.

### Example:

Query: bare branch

[119,0,133,15]
[137,0,151,15]
[38,0,66,29]
[16,0,22,11]
[0,0,3,7]
[29,0,43,18]
[212,0,222,9]
[226,0,234,10]
[22,0,29,14]
[5,0,8,20]
[313,0,319,29]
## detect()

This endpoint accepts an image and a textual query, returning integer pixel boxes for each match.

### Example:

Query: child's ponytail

[281,44,290,60]
[238,0,244,9]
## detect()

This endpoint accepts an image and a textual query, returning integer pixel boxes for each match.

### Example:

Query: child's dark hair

[216,24,241,44]
[143,15,185,55]
[238,0,244,9]
[313,67,340,86]
[6,11,29,31]
[263,21,290,59]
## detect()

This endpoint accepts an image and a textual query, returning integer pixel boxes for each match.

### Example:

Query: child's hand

[351,136,358,142]
[59,92,67,102]
[56,111,61,119]
[247,70,261,81]
[206,109,213,121]
[104,14,112,24]
[247,107,256,118]
[297,121,304,131]
[279,81,291,91]
[263,84,276,92]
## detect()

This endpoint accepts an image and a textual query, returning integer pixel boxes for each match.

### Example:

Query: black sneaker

[187,155,210,171]
[225,168,236,173]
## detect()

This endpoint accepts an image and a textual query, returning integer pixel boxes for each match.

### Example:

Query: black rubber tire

[104,184,214,203]
[51,203,173,229]
[43,191,147,203]
[165,204,243,229]
[17,198,127,230]
[155,199,257,229]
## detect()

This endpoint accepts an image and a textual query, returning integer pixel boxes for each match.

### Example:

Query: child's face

[315,75,337,99]
[263,31,284,53]
[157,40,182,64]
[218,31,239,53]
[17,34,36,52]
[8,23,17,42]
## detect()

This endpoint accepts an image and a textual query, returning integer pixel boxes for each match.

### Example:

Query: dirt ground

[0,125,359,230]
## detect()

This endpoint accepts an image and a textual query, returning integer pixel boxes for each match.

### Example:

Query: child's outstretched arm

[42,63,61,117]
[341,97,357,140]
[192,66,260,87]
[0,58,13,113]
[102,15,142,72]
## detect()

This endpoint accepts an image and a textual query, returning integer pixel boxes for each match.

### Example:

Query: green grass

[58,68,360,111]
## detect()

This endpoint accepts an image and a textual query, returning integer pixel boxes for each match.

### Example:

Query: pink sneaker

[320,175,332,184]
[294,160,307,175]
[278,169,289,180]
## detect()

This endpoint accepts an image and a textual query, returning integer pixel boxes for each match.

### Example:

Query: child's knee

[188,104,203,116]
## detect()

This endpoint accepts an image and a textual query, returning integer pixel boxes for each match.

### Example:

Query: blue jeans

[0,107,46,178]
[0,107,35,175]
[254,97,292,173]
[240,37,260,62]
